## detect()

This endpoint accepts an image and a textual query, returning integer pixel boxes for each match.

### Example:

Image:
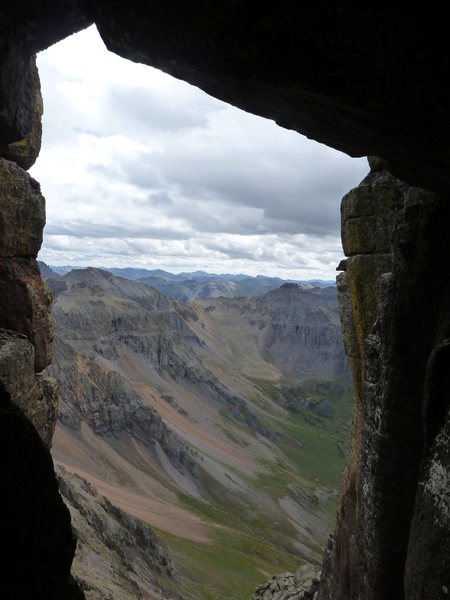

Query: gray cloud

[32,25,368,279]
[106,85,210,131]
[44,221,190,240]
[111,136,364,236]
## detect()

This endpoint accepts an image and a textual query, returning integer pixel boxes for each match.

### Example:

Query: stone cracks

[0,157,52,371]
[0,157,56,441]
[0,70,82,595]
[319,161,450,599]
[0,329,58,447]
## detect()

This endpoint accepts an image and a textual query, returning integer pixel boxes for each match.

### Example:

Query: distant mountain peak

[66,266,113,281]
[37,261,60,278]
[44,264,336,300]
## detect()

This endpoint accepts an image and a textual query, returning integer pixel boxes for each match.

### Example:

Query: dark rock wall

[90,2,450,192]
[2,4,450,191]
[0,9,85,596]
[0,2,93,144]
[320,162,450,599]
[0,382,83,598]
[0,4,449,599]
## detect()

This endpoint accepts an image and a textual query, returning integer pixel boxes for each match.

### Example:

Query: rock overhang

[1,3,449,192]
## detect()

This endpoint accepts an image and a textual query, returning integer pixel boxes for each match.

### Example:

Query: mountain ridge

[43,266,352,599]
[39,262,335,301]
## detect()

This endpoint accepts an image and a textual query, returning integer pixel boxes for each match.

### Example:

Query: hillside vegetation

[43,267,352,599]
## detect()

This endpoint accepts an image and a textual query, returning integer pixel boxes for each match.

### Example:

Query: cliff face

[56,466,177,600]
[319,161,450,599]
[0,5,449,600]
[47,269,203,477]
[255,285,347,380]
[0,124,78,593]
[189,284,348,381]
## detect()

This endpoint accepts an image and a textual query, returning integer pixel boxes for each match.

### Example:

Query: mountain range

[40,263,351,599]
[40,263,335,302]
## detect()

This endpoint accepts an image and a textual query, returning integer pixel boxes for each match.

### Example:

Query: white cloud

[31,25,368,279]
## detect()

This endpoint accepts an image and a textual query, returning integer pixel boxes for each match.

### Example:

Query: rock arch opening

[0,6,449,600]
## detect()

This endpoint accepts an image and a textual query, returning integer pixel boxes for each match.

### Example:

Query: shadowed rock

[0,380,84,598]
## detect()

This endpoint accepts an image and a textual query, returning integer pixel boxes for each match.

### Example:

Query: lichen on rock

[320,162,450,600]
[0,380,84,598]
[0,328,58,446]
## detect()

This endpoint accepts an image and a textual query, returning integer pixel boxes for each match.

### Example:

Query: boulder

[0,157,45,258]
[253,564,320,600]
[1,56,43,170]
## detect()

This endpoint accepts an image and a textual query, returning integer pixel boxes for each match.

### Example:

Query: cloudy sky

[31,26,368,279]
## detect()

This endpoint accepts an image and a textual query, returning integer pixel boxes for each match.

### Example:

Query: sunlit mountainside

[41,264,352,599]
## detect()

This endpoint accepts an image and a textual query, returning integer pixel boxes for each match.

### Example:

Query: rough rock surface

[57,466,177,600]
[0,38,74,597]
[0,157,51,370]
[0,157,45,257]
[0,256,52,370]
[0,56,43,170]
[0,381,84,598]
[253,564,320,600]
[0,329,58,446]
[318,164,450,599]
